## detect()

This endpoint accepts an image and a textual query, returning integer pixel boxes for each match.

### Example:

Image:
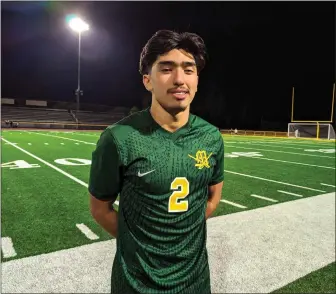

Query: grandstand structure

[1,98,128,130]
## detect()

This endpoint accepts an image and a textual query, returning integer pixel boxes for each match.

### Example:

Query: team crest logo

[188,150,213,169]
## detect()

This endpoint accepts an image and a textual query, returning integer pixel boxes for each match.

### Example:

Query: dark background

[1,1,335,129]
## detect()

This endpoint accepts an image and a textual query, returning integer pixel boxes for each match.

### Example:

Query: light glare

[68,17,89,33]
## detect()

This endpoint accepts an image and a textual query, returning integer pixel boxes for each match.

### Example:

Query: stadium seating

[2,106,74,123]
[75,110,125,125]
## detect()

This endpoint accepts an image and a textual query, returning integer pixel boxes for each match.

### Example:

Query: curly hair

[139,30,207,75]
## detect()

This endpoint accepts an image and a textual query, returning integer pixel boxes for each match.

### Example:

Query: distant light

[67,16,89,33]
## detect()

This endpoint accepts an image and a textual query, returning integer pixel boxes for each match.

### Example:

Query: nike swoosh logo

[137,169,155,177]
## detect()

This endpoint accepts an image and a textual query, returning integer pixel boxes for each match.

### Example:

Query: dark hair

[139,30,207,75]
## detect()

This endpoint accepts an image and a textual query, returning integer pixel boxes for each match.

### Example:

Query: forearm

[92,208,118,238]
[205,198,220,219]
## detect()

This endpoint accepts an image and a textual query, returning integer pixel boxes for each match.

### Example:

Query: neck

[150,99,190,132]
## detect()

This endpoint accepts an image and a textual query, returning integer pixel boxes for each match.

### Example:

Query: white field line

[25,131,96,145]
[247,140,336,148]
[1,138,88,187]
[224,144,335,159]
[277,190,303,197]
[1,237,17,258]
[225,170,326,193]
[1,137,120,207]
[251,194,278,203]
[246,155,335,170]
[321,183,336,188]
[236,141,317,151]
[76,224,99,240]
[224,137,335,147]
[220,199,247,209]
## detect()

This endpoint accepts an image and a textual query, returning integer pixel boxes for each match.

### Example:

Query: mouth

[169,90,189,100]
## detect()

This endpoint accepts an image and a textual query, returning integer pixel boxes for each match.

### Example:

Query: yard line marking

[250,140,336,148]
[44,143,49,145]
[251,194,278,203]
[224,144,335,159]
[1,138,88,188]
[26,131,96,145]
[61,143,65,145]
[238,141,317,151]
[225,170,326,193]
[1,137,120,207]
[277,190,303,197]
[28,143,32,145]
[321,183,336,188]
[220,199,247,209]
[250,156,335,170]
[75,143,80,145]
[76,224,99,240]
[1,237,17,258]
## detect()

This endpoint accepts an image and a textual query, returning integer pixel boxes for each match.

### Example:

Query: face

[143,49,199,114]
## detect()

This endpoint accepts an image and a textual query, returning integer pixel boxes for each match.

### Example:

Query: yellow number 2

[168,177,189,213]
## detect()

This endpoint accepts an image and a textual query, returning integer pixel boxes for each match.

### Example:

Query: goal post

[291,83,335,123]
[288,122,336,140]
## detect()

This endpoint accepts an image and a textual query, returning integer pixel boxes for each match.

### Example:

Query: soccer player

[89,30,224,294]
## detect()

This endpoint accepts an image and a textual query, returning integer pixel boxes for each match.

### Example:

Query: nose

[173,68,185,86]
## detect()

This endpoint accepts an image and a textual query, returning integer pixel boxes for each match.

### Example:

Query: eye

[161,68,172,73]
[185,69,194,74]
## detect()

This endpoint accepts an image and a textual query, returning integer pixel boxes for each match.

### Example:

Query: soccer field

[1,129,335,292]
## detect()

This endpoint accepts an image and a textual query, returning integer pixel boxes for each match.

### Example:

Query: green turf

[1,130,335,291]
[272,262,336,293]
[1,130,335,261]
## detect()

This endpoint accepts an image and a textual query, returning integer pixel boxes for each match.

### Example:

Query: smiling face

[143,49,199,114]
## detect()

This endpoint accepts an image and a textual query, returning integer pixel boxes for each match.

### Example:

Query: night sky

[1,1,335,129]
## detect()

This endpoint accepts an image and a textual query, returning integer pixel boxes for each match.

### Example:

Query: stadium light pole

[68,16,89,113]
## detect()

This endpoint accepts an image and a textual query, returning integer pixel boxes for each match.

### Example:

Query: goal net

[288,123,336,140]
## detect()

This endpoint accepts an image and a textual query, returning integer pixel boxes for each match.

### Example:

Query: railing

[220,129,288,137]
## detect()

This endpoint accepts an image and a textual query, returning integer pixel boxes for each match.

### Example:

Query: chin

[166,103,189,115]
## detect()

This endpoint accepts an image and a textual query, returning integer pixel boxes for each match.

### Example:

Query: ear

[143,74,153,92]
[195,75,199,92]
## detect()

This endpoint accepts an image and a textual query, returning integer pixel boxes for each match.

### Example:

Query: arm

[206,131,225,220]
[206,181,224,219]
[90,195,118,238]
[88,129,122,238]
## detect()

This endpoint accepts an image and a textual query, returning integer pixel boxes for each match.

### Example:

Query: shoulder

[190,113,222,139]
[103,109,150,144]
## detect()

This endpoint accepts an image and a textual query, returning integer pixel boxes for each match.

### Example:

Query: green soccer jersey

[89,108,224,294]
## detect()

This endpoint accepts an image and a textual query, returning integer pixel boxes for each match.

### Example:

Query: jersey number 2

[168,177,189,213]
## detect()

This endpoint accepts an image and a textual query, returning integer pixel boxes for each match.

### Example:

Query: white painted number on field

[225,152,263,158]
[54,158,91,166]
[1,160,40,169]
[304,149,335,154]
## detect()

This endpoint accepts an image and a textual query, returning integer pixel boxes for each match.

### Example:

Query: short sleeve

[209,132,224,186]
[88,129,122,201]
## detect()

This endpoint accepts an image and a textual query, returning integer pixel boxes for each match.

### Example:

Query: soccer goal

[287,123,336,140]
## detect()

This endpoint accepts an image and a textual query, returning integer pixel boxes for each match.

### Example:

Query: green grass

[1,129,335,292]
[273,262,336,293]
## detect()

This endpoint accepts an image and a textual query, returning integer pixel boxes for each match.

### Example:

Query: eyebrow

[157,61,197,67]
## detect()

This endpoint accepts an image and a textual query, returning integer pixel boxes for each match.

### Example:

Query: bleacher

[2,106,75,123]
[76,111,125,125]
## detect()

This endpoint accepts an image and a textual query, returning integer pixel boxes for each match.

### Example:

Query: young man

[89,30,224,294]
